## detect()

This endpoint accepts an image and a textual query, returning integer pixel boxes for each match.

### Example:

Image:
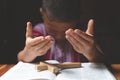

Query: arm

[17,22,53,62]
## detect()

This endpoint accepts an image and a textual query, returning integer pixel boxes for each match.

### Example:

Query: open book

[0,60,116,80]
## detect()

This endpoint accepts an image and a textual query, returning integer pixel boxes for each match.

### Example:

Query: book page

[0,61,116,80]
[0,61,56,80]
[55,63,116,80]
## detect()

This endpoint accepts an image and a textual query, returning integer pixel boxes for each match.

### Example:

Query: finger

[35,38,52,49]
[66,34,82,53]
[26,22,33,38]
[28,35,53,47]
[65,29,83,47]
[41,40,53,50]
[28,36,45,46]
[66,34,79,47]
[86,19,94,35]
[31,35,53,47]
[45,35,54,41]
[74,29,93,43]
[37,40,53,55]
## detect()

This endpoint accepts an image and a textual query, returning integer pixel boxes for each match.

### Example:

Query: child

[17,0,104,63]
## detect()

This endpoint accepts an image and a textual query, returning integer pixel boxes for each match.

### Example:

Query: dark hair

[42,0,81,22]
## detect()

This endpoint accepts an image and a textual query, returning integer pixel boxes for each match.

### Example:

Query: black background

[0,0,120,64]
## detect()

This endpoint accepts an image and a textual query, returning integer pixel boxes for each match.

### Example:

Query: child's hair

[42,0,81,22]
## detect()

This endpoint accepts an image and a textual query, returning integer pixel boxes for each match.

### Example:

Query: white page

[0,61,116,80]
[55,63,116,80]
[0,61,56,80]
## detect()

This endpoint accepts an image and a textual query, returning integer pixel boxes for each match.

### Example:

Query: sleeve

[33,23,45,37]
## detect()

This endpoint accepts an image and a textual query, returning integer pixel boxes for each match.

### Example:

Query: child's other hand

[25,22,53,57]
[65,19,103,61]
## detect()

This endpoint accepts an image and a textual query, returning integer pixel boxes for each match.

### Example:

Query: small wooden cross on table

[35,61,81,74]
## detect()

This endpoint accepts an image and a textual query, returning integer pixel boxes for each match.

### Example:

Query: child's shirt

[33,23,88,62]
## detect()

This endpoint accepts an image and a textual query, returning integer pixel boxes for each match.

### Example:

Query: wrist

[83,49,104,62]
[18,47,38,62]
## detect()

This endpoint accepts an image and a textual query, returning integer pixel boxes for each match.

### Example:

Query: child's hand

[65,19,103,62]
[22,22,53,61]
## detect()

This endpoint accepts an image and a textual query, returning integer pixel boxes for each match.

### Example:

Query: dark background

[0,0,120,64]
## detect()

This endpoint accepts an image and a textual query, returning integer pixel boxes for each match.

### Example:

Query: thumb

[86,19,94,35]
[26,22,33,38]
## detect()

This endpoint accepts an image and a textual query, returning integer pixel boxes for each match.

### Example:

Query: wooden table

[0,64,120,80]
[0,64,14,76]
[111,64,120,80]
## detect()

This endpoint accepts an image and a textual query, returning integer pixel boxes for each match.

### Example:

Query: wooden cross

[35,61,81,74]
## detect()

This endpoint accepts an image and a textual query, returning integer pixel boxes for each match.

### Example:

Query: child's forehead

[47,21,78,27]
[45,21,78,31]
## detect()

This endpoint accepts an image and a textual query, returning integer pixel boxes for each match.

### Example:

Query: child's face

[41,9,78,43]
[44,21,77,42]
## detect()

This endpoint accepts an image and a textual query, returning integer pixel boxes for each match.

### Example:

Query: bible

[0,60,116,80]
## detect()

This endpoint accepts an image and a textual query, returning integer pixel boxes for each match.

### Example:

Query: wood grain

[0,64,14,76]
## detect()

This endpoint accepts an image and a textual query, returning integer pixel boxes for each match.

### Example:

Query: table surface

[0,64,120,80]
